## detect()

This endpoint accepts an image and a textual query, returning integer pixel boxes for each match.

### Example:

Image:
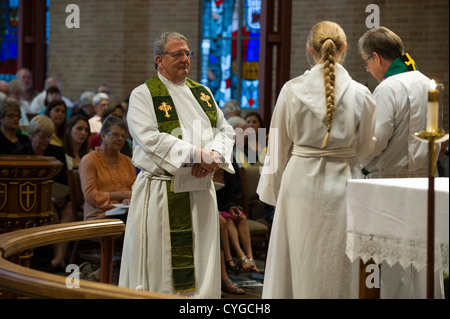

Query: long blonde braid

[321,40,337,148]
[307,21,346,148]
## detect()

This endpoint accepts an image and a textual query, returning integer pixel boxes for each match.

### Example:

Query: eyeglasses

[361,56,373,71]
[163,51,194,59]
[106,131,126,139]
[5,114,21,119]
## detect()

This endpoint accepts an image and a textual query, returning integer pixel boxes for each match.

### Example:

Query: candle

[427,80,439,132]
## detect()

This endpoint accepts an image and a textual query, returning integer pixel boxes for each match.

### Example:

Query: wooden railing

[0,219,180,299]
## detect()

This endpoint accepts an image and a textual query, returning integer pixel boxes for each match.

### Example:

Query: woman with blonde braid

[257,21,377,298]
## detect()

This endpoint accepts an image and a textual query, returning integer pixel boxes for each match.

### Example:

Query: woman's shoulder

[81,149,101,161]
[349,79,371,95]
[79,150,103,170]
[118,152,133,165]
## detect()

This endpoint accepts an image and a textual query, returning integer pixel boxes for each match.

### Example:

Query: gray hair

[16,68,32,77]
[100,114,127,134]
[93,92,109,105]
[0,100,21,118]
[8,79,25,95]
[28,114,55,136]
[221,99,241,118]
[44,77,61,90]
[358,26,404,61]
[227,116,247,129]
[153,31,188,69]
[80,91,95,107]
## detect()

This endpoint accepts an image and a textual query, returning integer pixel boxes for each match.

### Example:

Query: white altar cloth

[345,178,449,298]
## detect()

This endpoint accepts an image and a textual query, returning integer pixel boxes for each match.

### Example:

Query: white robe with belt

[257,64,377,298]
[118,73,235,298]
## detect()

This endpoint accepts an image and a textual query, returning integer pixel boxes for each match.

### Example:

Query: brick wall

[48,0,200,105]
[290,0,449,131]
[49,0,449,130]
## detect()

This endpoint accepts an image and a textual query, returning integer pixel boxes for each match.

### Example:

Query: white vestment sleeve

[206,91,235,174]
[356,86,377,161]
[257,84,293,206]
[359,84,396,167]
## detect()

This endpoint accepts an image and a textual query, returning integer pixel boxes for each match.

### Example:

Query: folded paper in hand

[171,167,213,193]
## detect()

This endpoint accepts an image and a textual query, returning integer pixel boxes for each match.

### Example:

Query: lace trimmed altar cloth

[346,178,449,298]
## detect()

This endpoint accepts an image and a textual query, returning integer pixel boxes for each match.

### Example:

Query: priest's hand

[192,163,210,178]
[193,148,221,174]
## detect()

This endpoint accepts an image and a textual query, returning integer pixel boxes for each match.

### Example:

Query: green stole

[145,75,217,292]
[362,53,418,176]
[384,53,418,79]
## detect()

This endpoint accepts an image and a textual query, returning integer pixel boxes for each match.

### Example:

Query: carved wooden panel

[0,155,63,233]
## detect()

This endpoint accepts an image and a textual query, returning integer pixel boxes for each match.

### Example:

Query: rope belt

[291,144,357,158]
[140,170,172,181]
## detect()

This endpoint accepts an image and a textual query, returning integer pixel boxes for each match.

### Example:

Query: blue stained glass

[209,54,218,65]
[241,79,258,109]
[201,0,260,109]
[0,0,19,81]
[246,36,259,62]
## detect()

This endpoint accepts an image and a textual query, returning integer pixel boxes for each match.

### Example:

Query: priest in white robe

[359,27,439,178]
[118,32,235,298]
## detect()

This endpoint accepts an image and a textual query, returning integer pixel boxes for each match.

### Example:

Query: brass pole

[427,139,436,299]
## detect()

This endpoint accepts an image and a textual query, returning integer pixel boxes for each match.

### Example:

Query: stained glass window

[200,0,261,109]
[0,0,19,82]
[0,0,50,83]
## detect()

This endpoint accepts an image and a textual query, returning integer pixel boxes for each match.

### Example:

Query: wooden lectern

[0,155,63,238]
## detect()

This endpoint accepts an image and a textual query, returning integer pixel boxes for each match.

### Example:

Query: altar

[346,177,449,298]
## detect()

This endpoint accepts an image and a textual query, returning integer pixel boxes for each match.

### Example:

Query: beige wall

[49,0,449,129]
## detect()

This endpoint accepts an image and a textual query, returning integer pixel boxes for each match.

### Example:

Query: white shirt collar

[158,72,187,87]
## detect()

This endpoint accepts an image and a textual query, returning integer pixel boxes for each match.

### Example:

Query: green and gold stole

[384,53,418,79]
[145,75,217,292]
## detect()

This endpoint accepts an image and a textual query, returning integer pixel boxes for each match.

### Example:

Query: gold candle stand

[414,129,449,299]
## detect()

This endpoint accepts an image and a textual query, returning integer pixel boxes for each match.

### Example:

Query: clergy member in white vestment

[359,26,440,179]
[118,32,235,299]
[257,21,377,299]
[358,27,445,299]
